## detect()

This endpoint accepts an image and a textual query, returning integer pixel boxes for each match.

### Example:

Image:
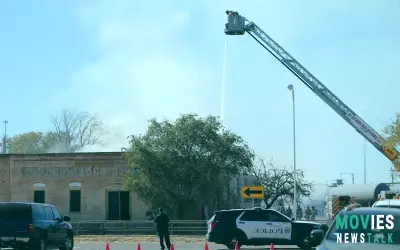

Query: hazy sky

[1,0,399,187]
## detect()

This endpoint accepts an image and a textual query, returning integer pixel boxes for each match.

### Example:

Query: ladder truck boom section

[224,10,400,168]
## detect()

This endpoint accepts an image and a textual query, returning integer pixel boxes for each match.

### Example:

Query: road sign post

[241,186,264,205]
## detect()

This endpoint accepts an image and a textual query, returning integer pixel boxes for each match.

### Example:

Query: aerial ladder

[224,11,400,170]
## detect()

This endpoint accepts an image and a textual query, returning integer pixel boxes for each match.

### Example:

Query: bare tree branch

[249,157,315,208]
[49,110,106,152]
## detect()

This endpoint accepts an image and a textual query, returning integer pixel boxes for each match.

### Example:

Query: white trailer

[327,183,390,206]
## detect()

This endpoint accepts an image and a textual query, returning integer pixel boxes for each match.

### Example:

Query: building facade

[0,152,149,220]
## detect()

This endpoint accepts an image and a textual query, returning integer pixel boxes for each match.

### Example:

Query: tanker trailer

[324,183,390,221]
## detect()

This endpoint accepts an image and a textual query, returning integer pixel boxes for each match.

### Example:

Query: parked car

[206,207,324,249]
[315,206,400,250]
[0,202,74,250]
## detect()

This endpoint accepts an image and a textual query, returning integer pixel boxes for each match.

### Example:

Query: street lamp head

[287,84,294,91]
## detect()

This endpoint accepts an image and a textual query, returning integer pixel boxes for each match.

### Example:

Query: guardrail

[71,219,328,236]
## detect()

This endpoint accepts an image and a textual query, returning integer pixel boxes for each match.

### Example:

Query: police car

[206,207,324,249]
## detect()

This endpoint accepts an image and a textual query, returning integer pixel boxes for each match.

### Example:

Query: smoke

[76,145,121,153]
[77,121,131,152]
[59,0,329,152]
[52,1,227,152]
[44,143,70,154]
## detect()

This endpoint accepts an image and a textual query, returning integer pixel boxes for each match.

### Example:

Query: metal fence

[71,220,328,236]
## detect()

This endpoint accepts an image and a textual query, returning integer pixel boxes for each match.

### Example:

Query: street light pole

[3,120,8,154]
[363,139,366,184]
[390,168,395,183]
[360,110,368,184]
[287,84,297,220]
[340,173,355,184]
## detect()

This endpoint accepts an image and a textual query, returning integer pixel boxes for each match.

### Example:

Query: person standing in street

[154,208,171,250]
[305,206,311,220]
[296,205,303,220]
[286,206,292,218]
[311,206,317,220]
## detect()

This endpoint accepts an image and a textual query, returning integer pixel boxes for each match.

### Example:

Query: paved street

[1,235,307,250]
[72,242,301,250]
[0,241,304,250]
[70,235,305,250]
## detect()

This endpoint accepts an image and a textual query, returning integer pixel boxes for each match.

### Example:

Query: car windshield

[326,212,400,244]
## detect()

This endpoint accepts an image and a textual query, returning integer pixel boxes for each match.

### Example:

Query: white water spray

[220,35,228,125]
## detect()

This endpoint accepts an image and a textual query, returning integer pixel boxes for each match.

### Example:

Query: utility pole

[390,168,396,183]
[392,170,394,183]
[363,139,366,184]
[359,110,368,184]
[3,120,8,154]
[340,173,355,184]
[287,84,297,220]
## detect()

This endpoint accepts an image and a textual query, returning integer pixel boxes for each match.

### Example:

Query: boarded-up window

[70,190,81,212]
[34,190,45,204]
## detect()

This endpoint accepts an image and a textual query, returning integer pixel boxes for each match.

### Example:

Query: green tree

[124,114,254,219]
[383,113,400,148]
[248,157,314,209]
[7,132,46,154]
[383,112,400,177]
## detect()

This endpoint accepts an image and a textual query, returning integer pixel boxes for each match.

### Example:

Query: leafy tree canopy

[383,113,400,149]
[383,112,400,176]
[124,114,254,219]
[7,131,45,154]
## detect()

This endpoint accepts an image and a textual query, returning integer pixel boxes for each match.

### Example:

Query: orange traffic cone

[170,243,175,250]
[270,242,274,250]
[137,243,141,250]
[204,242,209,250]
[234,242,239,250]
[105,243,110,250]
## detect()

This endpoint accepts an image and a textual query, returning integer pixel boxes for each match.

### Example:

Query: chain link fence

[71,219,329,236]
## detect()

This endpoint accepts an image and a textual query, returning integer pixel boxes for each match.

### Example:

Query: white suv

[372,199,400,208]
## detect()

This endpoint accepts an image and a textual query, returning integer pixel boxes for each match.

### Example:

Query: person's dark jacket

[154,212,170,232]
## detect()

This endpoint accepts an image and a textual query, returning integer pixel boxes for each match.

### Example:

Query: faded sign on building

[20,166,131,178]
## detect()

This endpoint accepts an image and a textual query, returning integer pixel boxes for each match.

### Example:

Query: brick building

[0,152,148,220]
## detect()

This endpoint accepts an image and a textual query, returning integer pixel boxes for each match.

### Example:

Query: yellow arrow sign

[241,186,264,199]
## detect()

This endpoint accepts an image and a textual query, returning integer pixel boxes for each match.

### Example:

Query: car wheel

[60,235,74,250]
[34,237,47,250]
[225,234,243,249]
[296,235,312,249]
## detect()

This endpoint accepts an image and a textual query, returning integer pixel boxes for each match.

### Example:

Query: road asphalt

[72,242,302,250]
[0,241,303,250]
